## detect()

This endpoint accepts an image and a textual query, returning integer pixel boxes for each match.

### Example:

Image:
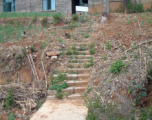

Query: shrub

[41,17,47,27]
[53,12,63,25]
[55,92,64,99]
[110,60,125,74]
[72,14,79,21]
[3,87,14,110]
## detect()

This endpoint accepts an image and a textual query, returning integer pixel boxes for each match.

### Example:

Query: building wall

[88,0,122,13]
[15,0,42,12]
[0,0,3,13]
[55,0,72,15]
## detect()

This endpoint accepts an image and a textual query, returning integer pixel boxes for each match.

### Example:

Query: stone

[51,56,57,61]
[46,51,60,57]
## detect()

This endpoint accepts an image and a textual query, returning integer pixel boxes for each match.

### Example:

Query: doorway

[72,0,88,14]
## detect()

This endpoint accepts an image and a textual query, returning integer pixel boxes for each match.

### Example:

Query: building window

[43,0,55,11]
[4,0,15,12]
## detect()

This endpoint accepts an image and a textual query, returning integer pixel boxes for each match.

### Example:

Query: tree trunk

[101,0,110,23]
[124,0,128,14]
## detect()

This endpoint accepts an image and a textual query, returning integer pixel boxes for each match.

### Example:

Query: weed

[32,16,37,23]
[84,34,90,38]
[66,49,72,55]
[81,53,86,55]
[72,45,76,50]
[72,14,79,21]
[8,113,15,120]
[117,22,119,28]
[37,99,43,110]
[103,55,107,60]
[71,22,78,28]
[3,87,14,110]
[106,41,111,50]
[89,42,95,54]
[79,15,88,23]
[78,66,81,68]
[139,106,152,120]
[146,19,151,23]
[127,20,131,25]
[9,20,14,24]
[69,60,78,63]
[49,82,69,92]
[58,38,63,43]
[7,79,12,84]
[84,62,89,68]
[134,18,137,22]
[78,45,86,51]
[110,60,125,74]
[40,41,47,49]
[67,64,74,68]
[55,92,64,99]
[73,50,78,55]
[90,57,94,66]
[141,21,144,26]
[41,17,47,27]
[69,70,78,74]
[53,12,63,25]
[30,45,34,53]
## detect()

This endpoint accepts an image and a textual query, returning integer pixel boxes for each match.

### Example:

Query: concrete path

[30,100,88,120]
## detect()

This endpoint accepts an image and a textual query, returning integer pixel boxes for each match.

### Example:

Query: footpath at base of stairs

[30,100,88,120]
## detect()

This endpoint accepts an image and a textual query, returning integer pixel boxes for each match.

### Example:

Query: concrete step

[64,55,94,59]
[62,51,91,55]
[67,80,89,87]
[53,74,90,80]
[58,68,90,74]
[67,63,91,68]
[62,87,86,95]
[46,93,82,100]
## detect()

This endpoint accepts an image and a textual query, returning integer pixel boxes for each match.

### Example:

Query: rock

[51,56,57,61]
[46,51,60,57]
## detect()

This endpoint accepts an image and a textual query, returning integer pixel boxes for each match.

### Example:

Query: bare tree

[101,0,110,23]
[124,0,128,13]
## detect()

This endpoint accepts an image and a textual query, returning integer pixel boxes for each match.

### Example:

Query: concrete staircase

[30,21,96,120]
[47,39,94,100]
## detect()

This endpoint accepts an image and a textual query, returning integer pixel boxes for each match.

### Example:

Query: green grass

[58,38,63,43]
[0,12,54,18]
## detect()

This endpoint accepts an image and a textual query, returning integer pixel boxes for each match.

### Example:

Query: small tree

[124,0,128,13]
